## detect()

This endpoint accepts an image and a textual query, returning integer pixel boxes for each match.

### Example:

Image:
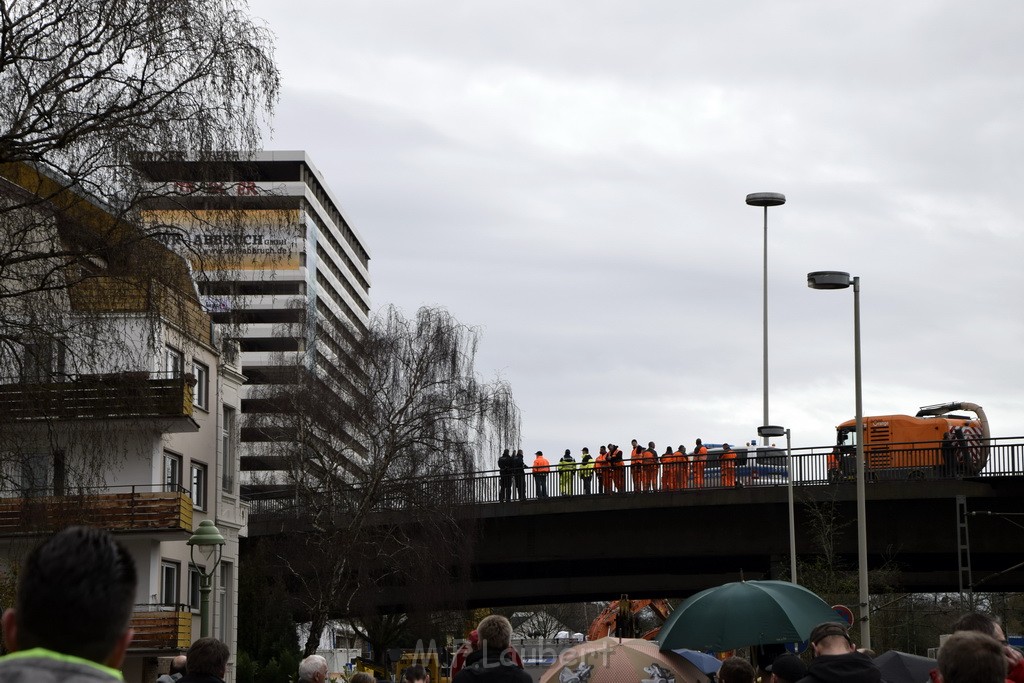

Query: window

[190,462,207,511]
[166,346,184,378]
[221,407,236,492]
[218,562,233,640]
[188,565,204,609]
[21,340,64,383]
[160,561,180,606]
[193,361,209,410]
[163,451,182,491]
[19,452,51,496]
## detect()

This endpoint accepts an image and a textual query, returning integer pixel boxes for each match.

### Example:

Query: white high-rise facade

[138,152,372,492]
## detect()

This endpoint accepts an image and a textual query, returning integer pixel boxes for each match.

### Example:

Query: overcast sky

[248,0,1024,457]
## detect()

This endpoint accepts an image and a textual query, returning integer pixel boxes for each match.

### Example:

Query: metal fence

[245,438,1024,518]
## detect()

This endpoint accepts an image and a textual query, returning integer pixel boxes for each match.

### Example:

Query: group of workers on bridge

[496,438,743,501]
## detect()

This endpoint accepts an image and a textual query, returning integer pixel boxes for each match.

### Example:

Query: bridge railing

[245,438,1024,516]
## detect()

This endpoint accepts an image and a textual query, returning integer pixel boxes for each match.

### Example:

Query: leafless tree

[248,305,520,656]
[0,0,279,378]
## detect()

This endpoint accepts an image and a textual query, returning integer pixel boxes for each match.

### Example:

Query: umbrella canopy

[656,580,842,652]
[671,649,722,675]
[540,637,710,683]
[874,650,937,683]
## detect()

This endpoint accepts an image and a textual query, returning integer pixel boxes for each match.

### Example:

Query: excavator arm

[587,599,672,641]
[916,402,990,473]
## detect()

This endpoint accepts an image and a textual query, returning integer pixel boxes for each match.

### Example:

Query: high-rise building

[136,152,372,492]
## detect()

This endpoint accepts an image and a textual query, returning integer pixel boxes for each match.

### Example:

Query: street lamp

[806,270,869,650]
[187,519,226,638]
[759,424,795,584]
[746,192,786,445]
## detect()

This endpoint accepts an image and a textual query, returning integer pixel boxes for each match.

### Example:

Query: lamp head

[807,271,852,290]
[746,192,786,207]
[758,425,787,438]
[188,520,226,563]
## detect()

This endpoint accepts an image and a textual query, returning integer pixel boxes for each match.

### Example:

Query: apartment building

[0,164,246,682]
[136,151,372,493]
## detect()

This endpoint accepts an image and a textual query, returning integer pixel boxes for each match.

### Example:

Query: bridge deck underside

[249,477,1024,612]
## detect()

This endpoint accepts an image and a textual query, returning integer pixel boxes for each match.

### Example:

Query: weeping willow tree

[247,305,520,656]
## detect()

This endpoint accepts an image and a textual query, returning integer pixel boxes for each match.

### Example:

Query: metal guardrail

[245,438,1024,518]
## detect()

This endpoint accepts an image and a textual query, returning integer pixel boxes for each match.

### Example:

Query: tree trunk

[304,610,328,658]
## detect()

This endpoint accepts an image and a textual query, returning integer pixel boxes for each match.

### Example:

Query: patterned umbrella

[539,637,710,683]
[656,580,841,652]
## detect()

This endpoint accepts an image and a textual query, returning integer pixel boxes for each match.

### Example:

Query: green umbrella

[656,580,843,652]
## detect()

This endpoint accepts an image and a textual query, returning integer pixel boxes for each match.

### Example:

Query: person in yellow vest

[532,451,551,498]
[579,448,595,494]
[0,527,136,683]
[557,449,576,495]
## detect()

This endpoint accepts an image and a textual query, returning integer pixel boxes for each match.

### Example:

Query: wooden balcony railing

[0,374,193,423]
[0,487,194,537]
[129,607,192,651]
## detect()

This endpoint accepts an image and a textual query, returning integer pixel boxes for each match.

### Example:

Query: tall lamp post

[759,424,796,584]
[746,192,786,445]
[807,270,869,650]
[188,519,226,638]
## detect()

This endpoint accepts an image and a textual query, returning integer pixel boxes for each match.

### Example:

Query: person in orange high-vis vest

[661,446,677,490]
[720,442,737,488]
[643,442,659,491]
[675,444,689,489]
[532,451,551,498]
[608,443,626,492]
[596,446,610,493]
[693,438,708,488]
[629,440,643,492]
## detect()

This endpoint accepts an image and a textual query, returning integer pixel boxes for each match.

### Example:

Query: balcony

[0,485,194,538]
[0,373,197,432]
[129,606,192,651]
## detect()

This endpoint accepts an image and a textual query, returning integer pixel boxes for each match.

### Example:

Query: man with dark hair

[0,526,137,682]
[402,663,429,682]
[719,656,756,683]
[951,612,1024,683]
[796,622,881,683]
[179,637,229,683]
[938,631,1007,683]
[767,653,807,683]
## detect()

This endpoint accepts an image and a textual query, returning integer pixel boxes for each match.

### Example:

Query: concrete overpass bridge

[247,439,1024,612]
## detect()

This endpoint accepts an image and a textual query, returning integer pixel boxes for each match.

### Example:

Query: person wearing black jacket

[512,449,527,500]
[179,637,231,683]
[497,449,513,502]
[796,622,880,683]
[452,615,530,683]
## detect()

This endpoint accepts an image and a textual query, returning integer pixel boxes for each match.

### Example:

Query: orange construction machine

[834,401,990,479]
[587,598,671,641]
